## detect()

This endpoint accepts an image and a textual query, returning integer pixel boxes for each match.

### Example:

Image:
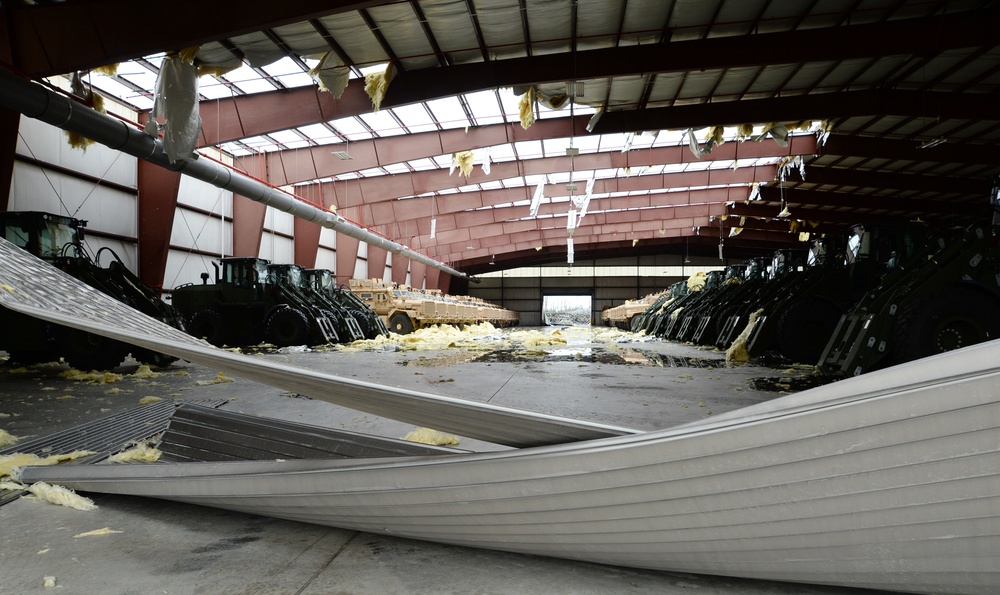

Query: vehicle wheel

[266,308,311,346]
[892,287,1000,364]
[188,309,228,346]
[775,297,844,364]
[63,330,129,371]
[350,310,374,339]
[388,313,414,335]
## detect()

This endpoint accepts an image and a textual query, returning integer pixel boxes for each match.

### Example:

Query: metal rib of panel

[20,338,1000,594]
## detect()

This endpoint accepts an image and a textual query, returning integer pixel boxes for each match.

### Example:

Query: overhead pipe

[0,68,467,279]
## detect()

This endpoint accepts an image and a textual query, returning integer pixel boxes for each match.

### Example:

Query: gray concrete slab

[0,327,891,595]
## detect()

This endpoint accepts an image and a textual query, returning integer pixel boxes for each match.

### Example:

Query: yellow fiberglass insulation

[346,322,502,352]
[108,442,162,463]
[60,369,122,383]
[0,428,18,448]
[670,306,684,321]
[364,63,395,112]
[512,329,567,347]
[518,87,536,130]
[686,271,708,292]
[0,451,96,479]
[452,150,475,178]
[131,365,161,379]
[194,372,234,386]
[726,308,765,364]
[309,52,351,98]
[26,482,97,511]
[402,427,460,446]
[138,396,163,406]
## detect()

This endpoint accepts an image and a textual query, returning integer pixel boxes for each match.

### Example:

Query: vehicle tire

[188,309,228,346]
[892,286,1000,365]
[350,310,373,339]
[63,330,129,371]
[388,313,414,335]
[775,297,844,364]
[266,308,311,346]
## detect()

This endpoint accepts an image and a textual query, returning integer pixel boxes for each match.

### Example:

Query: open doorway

[542,295,593,326]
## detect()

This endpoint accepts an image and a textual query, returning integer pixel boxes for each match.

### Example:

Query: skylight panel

[464,91,504,126]
[358,111,406,136]
[424,97,467,129]
[382,162,412,174]
[198,80,237,100]
[329,116,373,140]
[512,140,542,159]
[488,144,516,161]
[297,124,339,144]
[408,158,440,171]
[268,129,305,144]
[391,103,438,134]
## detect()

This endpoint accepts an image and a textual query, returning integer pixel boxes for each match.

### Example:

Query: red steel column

[390,255,410,286]
[136,159,180,291]
[335,233,360,286]
[424,265,441,291]
[408,259,427,290]
[367,245,387,281]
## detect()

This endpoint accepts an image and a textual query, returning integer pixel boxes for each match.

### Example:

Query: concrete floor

[0,327,892,595]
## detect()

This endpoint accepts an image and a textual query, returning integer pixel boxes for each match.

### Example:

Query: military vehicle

[0,211,185,370]
[348,279,518,334]
[304,269,388,339]
[171,257,340,347]
[820,221,1000,375]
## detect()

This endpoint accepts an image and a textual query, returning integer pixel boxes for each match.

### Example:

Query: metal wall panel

[315,246,336,271]
[170,209,231,255]
[259,233,294,263]
[10,163,136,237]
[15,117,136,188]
[176,175,232,217]
[164,251,217,290]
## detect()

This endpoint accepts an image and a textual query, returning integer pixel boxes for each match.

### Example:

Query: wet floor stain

[747,374,838,392]
[399,347,720,368]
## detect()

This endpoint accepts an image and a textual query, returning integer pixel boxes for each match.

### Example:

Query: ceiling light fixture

[918,138,946,149]
[331,138,353,160]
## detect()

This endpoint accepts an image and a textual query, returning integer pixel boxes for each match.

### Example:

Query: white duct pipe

[0,69,467,279]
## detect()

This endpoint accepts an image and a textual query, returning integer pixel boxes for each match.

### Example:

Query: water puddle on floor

[401,347,719,368]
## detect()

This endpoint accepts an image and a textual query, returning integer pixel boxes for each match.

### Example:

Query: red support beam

[233,195,266,258]
[335,233,360,286]
[391,254,409,285]
[367,244,388,281]
[408,259,427,290]
[292,183,325,268]
[136,160,181,291]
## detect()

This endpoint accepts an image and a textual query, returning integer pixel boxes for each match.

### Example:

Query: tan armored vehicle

[601,290,669,329]
[349,279,518,334]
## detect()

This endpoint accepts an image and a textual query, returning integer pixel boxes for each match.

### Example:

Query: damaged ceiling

[2,0,999,275]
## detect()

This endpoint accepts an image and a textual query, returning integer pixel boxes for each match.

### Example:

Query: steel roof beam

[3,0,395,77]
[320,163,778,211]
[255,124,813,185]
[382,7,999,106]
[757,186,984,216]
[794,166,993,196]
[591,90,1000,136]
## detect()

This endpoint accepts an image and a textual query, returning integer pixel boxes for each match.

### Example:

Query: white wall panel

[356,242,367,259]
[163,250,218,291]
[264,207,295,236]
[353,258,368,281]
[176,176,232,217]
[15,117,137,188]
[259,233,294,263]
[319,227,336,249]
[170,209,232,256]
[9,162,136,237]
[315,247,336,271]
